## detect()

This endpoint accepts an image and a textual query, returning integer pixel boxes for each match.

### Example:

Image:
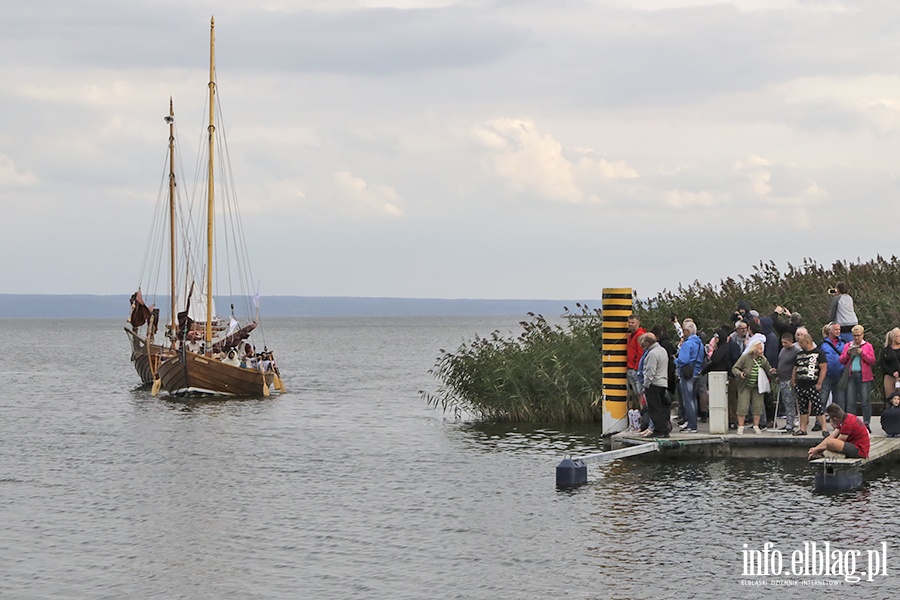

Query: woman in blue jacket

[674,320,704,433]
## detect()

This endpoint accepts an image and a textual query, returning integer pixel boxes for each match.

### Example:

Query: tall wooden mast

[167,98,177,347]
[205,16,216,349]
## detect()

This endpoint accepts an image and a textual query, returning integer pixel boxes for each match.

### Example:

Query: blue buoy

[556,457,588,487]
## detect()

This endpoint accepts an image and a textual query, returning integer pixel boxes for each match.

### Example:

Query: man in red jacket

[808,403,870,460]
[626,314,646,410]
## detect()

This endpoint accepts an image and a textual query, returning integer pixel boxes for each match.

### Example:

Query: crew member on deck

[223,349,240,367]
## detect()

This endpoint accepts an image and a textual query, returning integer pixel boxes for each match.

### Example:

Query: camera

[828,288,838,295]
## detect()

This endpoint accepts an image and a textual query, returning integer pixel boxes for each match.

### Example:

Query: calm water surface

[1,317,899,599]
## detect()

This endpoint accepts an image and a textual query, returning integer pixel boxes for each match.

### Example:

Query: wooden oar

[146,315,161,397]
[272,372,285,393]
[149,352,162,396]
[270,353,286,392]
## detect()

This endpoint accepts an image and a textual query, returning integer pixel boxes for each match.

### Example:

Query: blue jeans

[820,376,846,412]
[679,377,698,430]
[626,369,642,409]
[845,372,872,425]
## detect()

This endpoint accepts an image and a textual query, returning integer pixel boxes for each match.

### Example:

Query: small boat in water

[126,17,284,397]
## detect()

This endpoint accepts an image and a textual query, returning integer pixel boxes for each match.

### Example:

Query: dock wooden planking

[809,437,900,467]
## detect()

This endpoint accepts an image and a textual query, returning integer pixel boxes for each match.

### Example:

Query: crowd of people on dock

[624,283,900,460]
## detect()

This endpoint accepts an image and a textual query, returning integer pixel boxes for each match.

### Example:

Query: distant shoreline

[0,294,596,318]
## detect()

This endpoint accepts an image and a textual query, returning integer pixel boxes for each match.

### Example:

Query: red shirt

[838,414,870,458]
[626,327,646,370]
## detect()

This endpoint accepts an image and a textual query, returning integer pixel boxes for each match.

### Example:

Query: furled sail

[128,289,157,328]
[212,321,258,354]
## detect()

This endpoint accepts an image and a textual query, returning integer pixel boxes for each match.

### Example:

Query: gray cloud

[2,1,900,298]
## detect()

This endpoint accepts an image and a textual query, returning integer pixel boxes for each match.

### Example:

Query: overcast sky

[2,0,898,300]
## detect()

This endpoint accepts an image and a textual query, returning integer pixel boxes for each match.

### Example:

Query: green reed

[421,304,603,422]
[636,256,900,344]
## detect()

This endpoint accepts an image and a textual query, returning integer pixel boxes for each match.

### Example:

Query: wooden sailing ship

[127,18,284,397]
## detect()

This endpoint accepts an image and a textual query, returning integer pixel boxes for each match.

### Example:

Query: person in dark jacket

[641,324,677,432]
[882,391,900,437]
[759,316,780,428]
[703,327,734,375]
[772,305,801,339]
[726,321,749,428]
[732,300,753,324]
[879,327,900,399]
[650,324,677,397]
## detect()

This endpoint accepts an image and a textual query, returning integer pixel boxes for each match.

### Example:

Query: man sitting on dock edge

[807,404,870,461]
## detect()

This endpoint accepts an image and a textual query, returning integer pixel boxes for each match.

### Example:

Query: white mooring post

[708,371,728,434]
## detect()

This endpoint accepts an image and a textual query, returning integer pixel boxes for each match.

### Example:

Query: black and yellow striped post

[601,287,634,433]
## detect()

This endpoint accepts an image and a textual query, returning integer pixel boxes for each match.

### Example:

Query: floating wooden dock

[557,372,900,489]
[806,434,900,492]
[555,363,900,489]
[610,417,900,460]
[615,417,900,492]
[556,416,900,490]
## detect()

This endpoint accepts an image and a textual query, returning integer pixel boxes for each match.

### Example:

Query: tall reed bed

[637,256,900,346]
[422,304,603,422]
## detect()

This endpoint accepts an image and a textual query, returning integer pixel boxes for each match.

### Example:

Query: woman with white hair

[731,341,775,434]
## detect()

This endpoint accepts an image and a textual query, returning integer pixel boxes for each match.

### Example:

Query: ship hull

[157,350,274,397]
[125,327,171,386]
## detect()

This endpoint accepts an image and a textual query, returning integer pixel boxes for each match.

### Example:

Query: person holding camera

[829,282,858,343]
[731,300,753,324]
[772,305,802,339]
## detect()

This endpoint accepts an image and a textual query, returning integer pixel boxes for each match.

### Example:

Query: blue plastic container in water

[556,457,588,487]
